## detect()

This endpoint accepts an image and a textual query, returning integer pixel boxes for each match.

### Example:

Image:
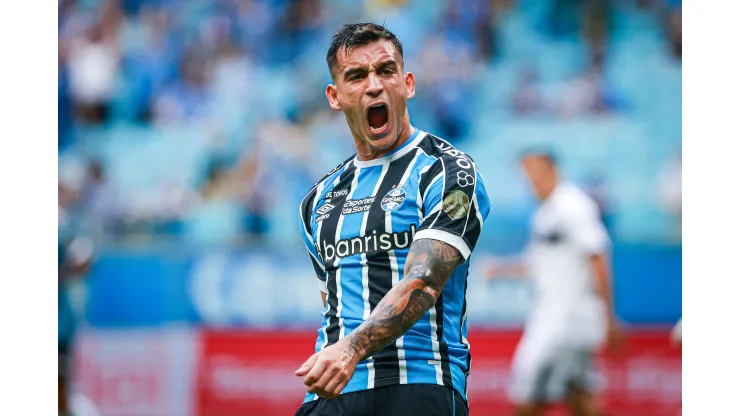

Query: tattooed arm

[344,238,463,360]
[295,238,463,399]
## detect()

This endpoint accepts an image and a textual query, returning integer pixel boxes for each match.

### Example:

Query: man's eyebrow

[376,60,398,70]
[343,66,367,78]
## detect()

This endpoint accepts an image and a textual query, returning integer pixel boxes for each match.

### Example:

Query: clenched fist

[295,339,360,399]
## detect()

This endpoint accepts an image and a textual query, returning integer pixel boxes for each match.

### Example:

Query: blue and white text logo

[381,188,406,212]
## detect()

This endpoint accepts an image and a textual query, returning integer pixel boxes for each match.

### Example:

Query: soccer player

[294,23,490,416]
[485,149,622,416]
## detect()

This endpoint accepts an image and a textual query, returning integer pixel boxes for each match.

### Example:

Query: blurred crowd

[58,0,682,248]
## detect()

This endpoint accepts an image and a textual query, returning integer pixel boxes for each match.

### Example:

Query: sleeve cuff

[413,229,472,261]
[318,277,328,294]
[582,238,611,256]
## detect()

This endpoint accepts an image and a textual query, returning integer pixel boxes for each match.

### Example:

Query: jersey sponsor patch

[318,225,417,262]
[342,196,376,215]
[443,190,470,220]
[324,189,348,200]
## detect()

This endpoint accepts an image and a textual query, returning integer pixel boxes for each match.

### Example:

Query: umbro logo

[316,203,335,216]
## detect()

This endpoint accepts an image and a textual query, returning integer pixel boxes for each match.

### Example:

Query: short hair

[519,146,559,166]
[326,23,404,80]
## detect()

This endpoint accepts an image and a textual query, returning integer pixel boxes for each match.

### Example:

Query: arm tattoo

[344,239,463,363]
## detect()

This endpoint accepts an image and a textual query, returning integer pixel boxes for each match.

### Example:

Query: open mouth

[367,103,389,133]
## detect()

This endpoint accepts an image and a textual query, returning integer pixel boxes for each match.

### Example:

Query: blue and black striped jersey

[298,128,491,403]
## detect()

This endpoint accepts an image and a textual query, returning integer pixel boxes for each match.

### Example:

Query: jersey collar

[352,127,426,168]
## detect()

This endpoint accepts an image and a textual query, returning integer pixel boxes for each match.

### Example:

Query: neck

[538,179,559,201]
[354,115,413,162]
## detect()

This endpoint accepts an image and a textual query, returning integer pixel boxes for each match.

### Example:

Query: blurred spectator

[582,0,611,56]
[59,236,96,416]
[547,0,582,38]
[235,0,279,65]
[59,42,75,150]
[78,158,122,239]
[231,118,317,241]
[510,64,545,116]
[666,6,681,60]
[152,43,211,124]
[558,68,606,118]
[417,35,478,143]
[234,149,272,241]
[558,46,627,118]
[183,157,244,247]
[120,4,179,122]
[410,0,498,143]
[281,0,324,63]
[68,19,120,124]
[209,33,255,107]
[475,0,499,62]
[438,0,495,62]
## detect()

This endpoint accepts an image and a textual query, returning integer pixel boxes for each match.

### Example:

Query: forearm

[343,238,462,363]
[345,271,438,362]
[591,254,616,320]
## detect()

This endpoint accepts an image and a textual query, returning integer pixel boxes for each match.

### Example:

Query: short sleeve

[414,154,491,261]
[567,200,610,255]
[299,189,328,292]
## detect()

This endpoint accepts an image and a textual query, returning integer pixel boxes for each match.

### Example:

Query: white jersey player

[486,150,623,416]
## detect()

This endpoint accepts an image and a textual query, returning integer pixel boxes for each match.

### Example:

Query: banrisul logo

[381,187,406,212]
[318,225,417,263]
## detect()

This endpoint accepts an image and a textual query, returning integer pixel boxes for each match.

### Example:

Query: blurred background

[58,0,681,414]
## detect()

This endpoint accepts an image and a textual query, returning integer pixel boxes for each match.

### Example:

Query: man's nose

[366,72,383,98]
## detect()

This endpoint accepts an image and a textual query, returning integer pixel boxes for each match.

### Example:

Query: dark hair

[326,23,404,79]
[519,145,559,166]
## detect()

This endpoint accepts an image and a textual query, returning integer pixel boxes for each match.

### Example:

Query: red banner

[196,330,316,416]
[195,329,681,416]
[73,327,199,416]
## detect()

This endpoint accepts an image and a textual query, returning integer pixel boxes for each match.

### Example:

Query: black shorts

[295,384,468,416]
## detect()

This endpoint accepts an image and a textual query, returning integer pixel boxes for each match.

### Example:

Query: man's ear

[326,84,341,111]
[404,71,416,100]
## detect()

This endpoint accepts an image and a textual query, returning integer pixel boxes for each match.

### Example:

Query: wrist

[339,335,365,365]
